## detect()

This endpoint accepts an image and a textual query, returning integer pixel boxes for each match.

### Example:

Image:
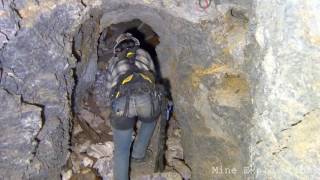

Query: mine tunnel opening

[68,18,183,179]
[97,19,162,80]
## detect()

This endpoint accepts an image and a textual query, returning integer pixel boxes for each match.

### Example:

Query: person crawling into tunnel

[104,32,172,180]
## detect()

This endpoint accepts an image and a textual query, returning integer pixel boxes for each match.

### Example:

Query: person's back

[105,48,156,103]
[105,33,161,180]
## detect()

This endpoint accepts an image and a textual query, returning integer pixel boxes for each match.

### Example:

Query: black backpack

[110,48,156,101]
[109,49,161,126]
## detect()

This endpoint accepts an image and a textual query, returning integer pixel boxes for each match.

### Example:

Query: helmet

[113,33,140,55]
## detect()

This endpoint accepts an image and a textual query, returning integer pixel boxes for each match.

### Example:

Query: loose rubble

[131,172,183,180]
[87,142,114,159]
[61,170,72,180]
[63,93,188,180]
[93,157,114,180]
[165,124,191,179]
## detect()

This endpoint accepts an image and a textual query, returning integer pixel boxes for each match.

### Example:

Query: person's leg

[131,92,159,159]
[131,120,157,159]
[112,127,133,180]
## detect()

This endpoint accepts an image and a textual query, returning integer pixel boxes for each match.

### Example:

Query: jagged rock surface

[0,89,42,179]
[247,0,320,179]
[0,0,82,178]
[0,0,319,179]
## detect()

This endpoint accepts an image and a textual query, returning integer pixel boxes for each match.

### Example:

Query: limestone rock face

[0,89,42,179]
[0,0,82,178]
[248,0,320,179]
[0,0,319,179]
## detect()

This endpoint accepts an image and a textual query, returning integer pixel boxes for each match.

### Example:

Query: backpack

[110,48,156,99]
[109,49,160,120]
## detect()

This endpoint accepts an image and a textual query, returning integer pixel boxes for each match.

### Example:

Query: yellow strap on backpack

[139,73,153,83]
[121,74,134,85]
[115,91,120,98]
[126,51,135,58]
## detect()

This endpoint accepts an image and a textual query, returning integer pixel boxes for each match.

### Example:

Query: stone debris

[87,141,114,159]
[68,116,187,180]
[165,129,183,164]
[166,136,184,164]
[83,141,115,180]
[70,153,84,173]
[82,156,94,168]
[171,160,191,180]
[78,108,105,130]
[131,171,183,180]
[69,141,115,179]
[73,168,101,180]
[165,128,191,179]
[93,157,114,180]
[61,169,73,180]
[73,123,84,136]
[75,140,92,154]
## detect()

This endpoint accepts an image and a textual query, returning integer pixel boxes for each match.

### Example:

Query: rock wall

[0,0,319,179]
[0,0,82,178]
[248,0,320,178]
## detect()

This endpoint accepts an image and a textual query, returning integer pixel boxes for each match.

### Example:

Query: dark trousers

[110,93,159,180]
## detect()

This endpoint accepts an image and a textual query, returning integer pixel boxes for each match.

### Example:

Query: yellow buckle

[115,91,120,98]
[126,51,135,58]
[121,74,134,85]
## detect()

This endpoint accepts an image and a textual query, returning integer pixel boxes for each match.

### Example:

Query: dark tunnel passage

[97,19,161,79]
[67,11,250,179]
[68,18,182,179]
[93,18,166,110]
